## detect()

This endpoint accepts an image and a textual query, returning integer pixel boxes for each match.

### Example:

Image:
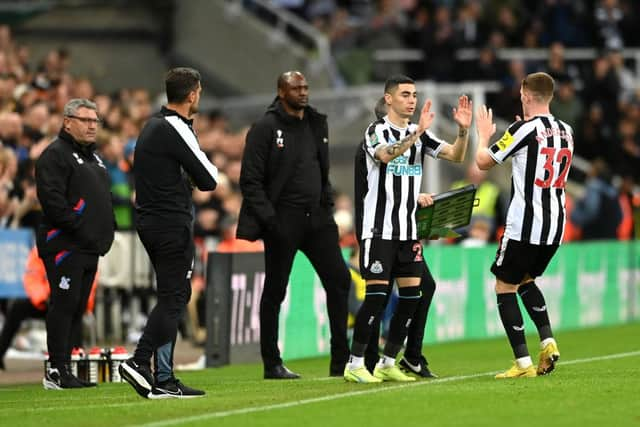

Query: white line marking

[134,350,640,427]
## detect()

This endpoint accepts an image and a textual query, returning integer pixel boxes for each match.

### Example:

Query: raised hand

[476,104,496,141]
[416,99,435,134]
[453,95,472,130]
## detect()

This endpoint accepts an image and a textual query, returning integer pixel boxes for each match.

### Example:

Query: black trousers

[261,206,350,371]
[134,226,193,383]
[42,252,97,370]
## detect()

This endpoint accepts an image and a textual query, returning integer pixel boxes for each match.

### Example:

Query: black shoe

[399,356,438,378]
[148,377,205,399]
[43,367,85,390]
[64,364,97,387]
[0,357,5,371]
[264,364,300,379]
[75,375,97,387]
[119,358,154,398]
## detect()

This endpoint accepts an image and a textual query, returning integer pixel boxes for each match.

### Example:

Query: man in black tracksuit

[36,98,115,389]
[119,68,217,399]
[237,71,350,379]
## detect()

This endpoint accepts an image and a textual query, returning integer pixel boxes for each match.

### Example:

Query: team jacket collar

[266,98,326,123]
[161,105,194,126]
[58,129,96,156]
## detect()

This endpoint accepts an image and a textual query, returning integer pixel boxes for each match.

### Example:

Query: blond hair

[522,72,555,103]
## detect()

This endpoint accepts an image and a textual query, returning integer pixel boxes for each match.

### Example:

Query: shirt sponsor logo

[387,155,422,176]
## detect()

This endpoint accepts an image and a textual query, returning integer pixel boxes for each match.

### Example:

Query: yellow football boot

[373,365,416,382]
[495,363,537,379]
[344,366,383,383]
[537,341,560,375]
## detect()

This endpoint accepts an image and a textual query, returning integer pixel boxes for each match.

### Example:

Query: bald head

[277,71,306,90]
[277,70,309,114]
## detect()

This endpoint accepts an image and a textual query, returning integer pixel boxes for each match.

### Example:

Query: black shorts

[491,238,558,284]
[359,238,424,281]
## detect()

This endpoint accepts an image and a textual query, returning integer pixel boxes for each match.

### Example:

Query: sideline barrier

[205,241,640,366]
[0,229,33,298]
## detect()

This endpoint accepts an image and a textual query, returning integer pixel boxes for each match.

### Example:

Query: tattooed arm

[374,131,421,164]
[374,99,435,164]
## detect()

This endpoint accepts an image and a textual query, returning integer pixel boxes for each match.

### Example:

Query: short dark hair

[384,75,415,95]
[165,67,201,103]
[522,72,554,103]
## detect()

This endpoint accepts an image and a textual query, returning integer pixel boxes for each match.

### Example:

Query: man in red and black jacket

[237,71,350,379]
[35,98,115,389]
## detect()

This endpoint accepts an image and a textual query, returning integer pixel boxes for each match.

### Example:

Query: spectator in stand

[451,162,505,242]
[98,132,133,230]
[577,103,613,161]
[421,5,458,81]
[583,54,621,135]
[617,174,636,240]
[454,0,486,48]
[494,59,527,119]
[607,45,636,107]
[617,118,640,181]
[543,42,581,86]
[551,74,583,130]
[465,45,504,81]
[216,215,264,253]
[495,5,523,46]
[571,158,622,240]
[594,0,626,49]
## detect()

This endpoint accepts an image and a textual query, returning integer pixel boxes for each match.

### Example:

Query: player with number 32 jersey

[486,115,573,245]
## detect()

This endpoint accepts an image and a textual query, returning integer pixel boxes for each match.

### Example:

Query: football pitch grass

[1,323,638,427]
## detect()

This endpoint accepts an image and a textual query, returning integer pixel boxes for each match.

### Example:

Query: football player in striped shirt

[475,72,571,378]
[345,75,472,383]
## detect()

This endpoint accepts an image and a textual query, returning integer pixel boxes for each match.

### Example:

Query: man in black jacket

[119,67,217,399]
[238,71,350,379]
[36,98,115,389]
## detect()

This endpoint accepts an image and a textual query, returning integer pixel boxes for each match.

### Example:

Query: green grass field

[1,323,639,427]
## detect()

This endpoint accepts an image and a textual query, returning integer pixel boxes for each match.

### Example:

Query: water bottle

[109,346,129,382]
[70,347,83,377]
[88,347,102,383]
[76,348,88,382]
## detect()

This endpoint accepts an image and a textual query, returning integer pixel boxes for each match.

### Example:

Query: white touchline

[134,350,640,427]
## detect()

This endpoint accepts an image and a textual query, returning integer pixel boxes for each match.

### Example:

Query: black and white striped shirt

[487,114,574,245]
[359,116,446,240]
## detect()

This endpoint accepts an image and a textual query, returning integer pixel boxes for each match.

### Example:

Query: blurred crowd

[0,1,639,350]
[268,1,640,178]
[0,24,251,245]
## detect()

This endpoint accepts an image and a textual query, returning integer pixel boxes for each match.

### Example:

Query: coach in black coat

[36,98,115,389]
[238,71,350,379]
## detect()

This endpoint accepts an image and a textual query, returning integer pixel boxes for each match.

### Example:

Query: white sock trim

[348,355,364,369]
[379,355,396,368]
[516,356,533,369]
